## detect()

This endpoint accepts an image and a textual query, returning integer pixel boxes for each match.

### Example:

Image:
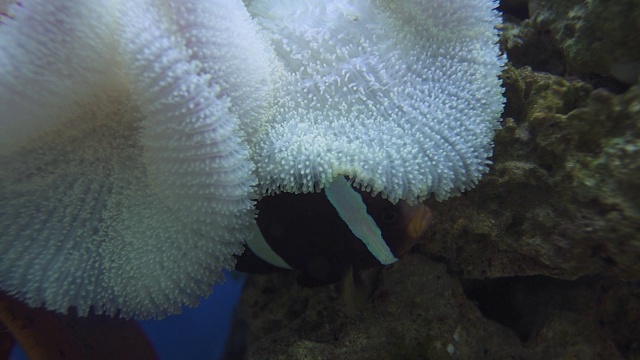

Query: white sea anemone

[0,0,504,318]
[0,0,269,318]
[248,0,506,202]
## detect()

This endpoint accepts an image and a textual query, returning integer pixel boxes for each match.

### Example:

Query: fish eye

[382,210,397,223]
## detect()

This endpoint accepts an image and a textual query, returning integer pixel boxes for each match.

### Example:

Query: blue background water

[139,271,246,360]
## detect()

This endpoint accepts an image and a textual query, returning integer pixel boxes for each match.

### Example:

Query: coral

[424,66,640,281]
[503,0,640,83]
[228,257,636,359]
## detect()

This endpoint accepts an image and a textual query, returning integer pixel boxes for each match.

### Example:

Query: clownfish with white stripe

[235,177,432,287]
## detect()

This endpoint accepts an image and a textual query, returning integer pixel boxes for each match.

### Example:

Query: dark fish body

[235,179,431,286]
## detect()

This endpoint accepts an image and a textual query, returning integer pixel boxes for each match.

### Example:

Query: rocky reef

[225,1,640,358]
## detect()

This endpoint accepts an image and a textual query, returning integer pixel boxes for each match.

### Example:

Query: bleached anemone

[248,0,506,202]
[0,0,504,318]
[0,0,272,318]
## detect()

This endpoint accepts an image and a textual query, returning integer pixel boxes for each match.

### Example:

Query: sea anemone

[0,0,504,318]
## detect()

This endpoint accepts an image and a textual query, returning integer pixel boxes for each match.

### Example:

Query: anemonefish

[235,177,431,286]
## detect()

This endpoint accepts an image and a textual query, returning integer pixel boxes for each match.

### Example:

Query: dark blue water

[139,271,246,360]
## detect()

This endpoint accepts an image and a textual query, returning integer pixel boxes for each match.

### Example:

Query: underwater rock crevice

[461,275,640,357]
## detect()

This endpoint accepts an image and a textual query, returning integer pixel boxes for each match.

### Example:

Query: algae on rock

[505,0,640,83]
[424,65,640,281]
